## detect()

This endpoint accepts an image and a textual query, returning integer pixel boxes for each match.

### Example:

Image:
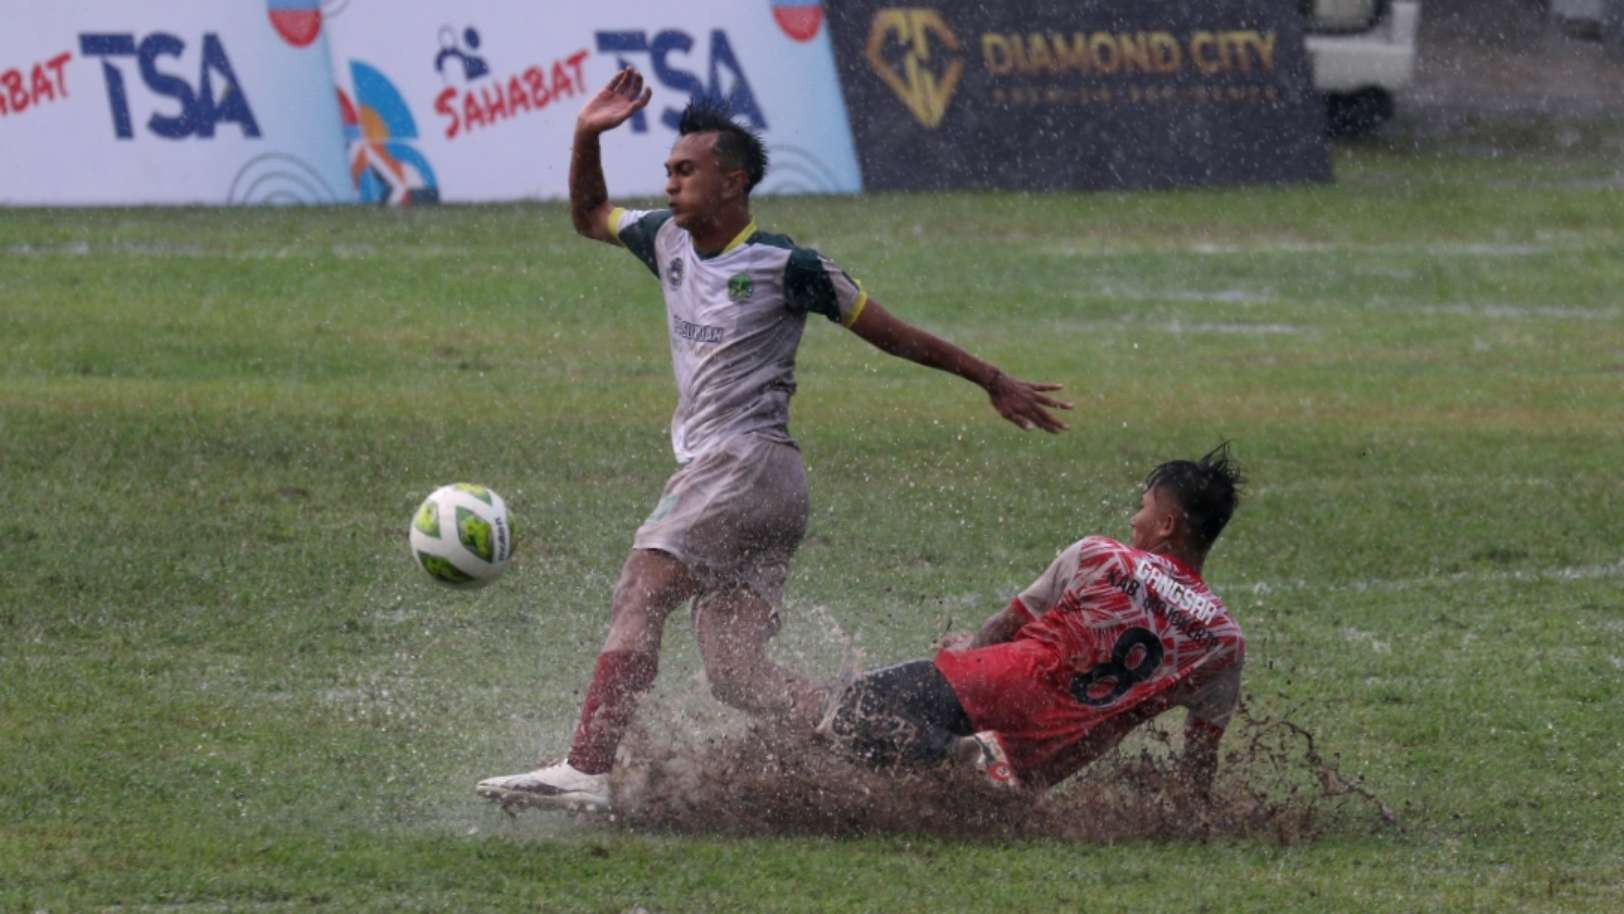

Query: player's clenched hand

[577,67,652,136]
[987,371,1072,433]
[933,630,975,652]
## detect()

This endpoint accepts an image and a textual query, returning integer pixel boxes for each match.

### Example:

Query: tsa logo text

[594,29,764,133]
[79,32,260,140]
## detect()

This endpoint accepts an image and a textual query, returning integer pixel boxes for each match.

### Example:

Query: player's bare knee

[704,661,783,714]
[705,670,752,709]
[703,662,751,708]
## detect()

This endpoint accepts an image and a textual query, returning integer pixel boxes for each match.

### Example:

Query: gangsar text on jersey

[1106,565,1221,651]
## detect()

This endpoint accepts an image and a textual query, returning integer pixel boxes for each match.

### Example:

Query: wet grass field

[3,116,1622,911]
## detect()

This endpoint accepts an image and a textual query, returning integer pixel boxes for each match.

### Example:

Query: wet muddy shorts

[633,433,809,612]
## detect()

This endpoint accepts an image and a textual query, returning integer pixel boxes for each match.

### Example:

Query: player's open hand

[987,371,1072,433]
[577,67,653,136]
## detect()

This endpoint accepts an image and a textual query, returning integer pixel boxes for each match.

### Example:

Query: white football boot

[476,760,610,812]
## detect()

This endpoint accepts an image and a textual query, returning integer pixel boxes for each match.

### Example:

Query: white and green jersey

[608,207,868,465]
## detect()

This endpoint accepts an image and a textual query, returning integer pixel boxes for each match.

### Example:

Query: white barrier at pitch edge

[0,1,861,205]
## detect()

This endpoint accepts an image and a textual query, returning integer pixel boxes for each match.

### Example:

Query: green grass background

[2,117,1622,911]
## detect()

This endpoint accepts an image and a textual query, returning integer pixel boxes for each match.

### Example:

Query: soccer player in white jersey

[477,68,1072,812]
[822,445,1245,794]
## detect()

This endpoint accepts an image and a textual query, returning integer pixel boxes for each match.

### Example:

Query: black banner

[826,0,1330,191]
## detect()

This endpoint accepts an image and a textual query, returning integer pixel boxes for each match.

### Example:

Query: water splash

[605,700,1396,844]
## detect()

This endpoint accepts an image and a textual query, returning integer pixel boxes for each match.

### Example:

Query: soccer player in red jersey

[823,445,1245,792]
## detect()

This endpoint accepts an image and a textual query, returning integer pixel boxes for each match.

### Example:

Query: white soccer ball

[408,483,513,587]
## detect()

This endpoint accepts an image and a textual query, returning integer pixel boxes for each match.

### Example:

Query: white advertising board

[0,1,352,205]
[0,1,859,205]
[320,0,860,202]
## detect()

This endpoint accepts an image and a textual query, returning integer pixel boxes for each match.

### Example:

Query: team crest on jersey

[667,256,685,289]
[727,272,754,302]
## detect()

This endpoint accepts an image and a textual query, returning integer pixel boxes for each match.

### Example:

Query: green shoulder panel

[750,230,795,251]
[784,245,842,323]
[618,210,673,278]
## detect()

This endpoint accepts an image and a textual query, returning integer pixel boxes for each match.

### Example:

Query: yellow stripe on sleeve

[842,280,869,328]
[605,207,626,245]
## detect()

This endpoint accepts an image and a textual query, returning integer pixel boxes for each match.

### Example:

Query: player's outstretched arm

[847,299,1072,432]
[569,67,653,244]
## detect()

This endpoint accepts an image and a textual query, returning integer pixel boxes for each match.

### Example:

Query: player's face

[664,133,741,229]
[1129,486,1178,551]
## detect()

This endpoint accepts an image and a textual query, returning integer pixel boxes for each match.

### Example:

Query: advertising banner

[1,1,859,205]
[2,1,1328,204]
[0,1,352,205]
[319,0,861,202]
[825,0,1330,191]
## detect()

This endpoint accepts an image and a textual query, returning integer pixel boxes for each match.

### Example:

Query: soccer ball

[409,483,513,587]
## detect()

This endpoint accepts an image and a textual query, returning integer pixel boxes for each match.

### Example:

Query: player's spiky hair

[1144,442,1245,552]
[678,97,768,194]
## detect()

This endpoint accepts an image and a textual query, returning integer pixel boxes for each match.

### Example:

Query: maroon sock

[566,649,659,775]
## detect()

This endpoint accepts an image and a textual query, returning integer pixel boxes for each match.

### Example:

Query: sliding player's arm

[1176,665,1242,796]
[569,67,652,243]
[846,299,1072,433]
[1177,717,1225,795]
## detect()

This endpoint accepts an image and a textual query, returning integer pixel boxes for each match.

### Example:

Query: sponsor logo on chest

[672,317,725,343]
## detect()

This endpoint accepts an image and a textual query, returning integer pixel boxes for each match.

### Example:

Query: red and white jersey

[934,536,1243,786]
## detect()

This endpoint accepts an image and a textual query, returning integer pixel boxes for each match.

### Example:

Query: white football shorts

[632,433,809,612]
